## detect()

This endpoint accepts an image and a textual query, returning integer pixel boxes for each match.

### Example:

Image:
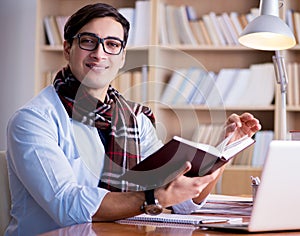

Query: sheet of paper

[195,194,253,216]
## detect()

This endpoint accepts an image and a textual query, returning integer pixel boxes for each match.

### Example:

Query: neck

[85,85,109,102]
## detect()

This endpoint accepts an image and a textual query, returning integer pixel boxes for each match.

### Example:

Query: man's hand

[156,161,222,207]
[225,112,261,142]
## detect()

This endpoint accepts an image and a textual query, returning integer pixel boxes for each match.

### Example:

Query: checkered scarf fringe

[53,67,155,192]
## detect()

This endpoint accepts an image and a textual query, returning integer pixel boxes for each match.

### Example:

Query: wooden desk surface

[39,220,300,236]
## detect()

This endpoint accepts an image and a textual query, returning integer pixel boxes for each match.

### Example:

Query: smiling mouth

[86,63,109,70]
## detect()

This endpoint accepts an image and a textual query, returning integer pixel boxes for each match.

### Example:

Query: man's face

[63,17,126,99]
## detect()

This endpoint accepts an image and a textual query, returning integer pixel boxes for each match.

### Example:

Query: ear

[119,49,126,69]
[63,41,71,61]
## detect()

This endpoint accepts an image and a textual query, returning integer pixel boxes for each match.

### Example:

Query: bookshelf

[35,0,300,195]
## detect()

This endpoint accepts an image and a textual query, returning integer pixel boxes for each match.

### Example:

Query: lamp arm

[273,50,288,93]
[272,50,288,140]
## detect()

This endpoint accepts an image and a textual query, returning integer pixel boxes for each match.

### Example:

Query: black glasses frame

[72,32,125,55]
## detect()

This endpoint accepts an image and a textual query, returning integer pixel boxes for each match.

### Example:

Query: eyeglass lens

[78,33,123,55]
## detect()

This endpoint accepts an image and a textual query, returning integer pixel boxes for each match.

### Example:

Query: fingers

[226,112,262,136]
[226,113,242,127]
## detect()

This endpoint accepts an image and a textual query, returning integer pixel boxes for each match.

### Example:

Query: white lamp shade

[238,15,296,51]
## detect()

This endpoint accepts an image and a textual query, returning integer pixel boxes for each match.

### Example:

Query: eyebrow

[79,32,123,41]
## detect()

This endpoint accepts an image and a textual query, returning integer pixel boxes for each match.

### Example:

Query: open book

[120,135,255,188]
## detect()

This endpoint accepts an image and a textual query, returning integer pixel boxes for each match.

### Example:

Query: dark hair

[64,3,130,46]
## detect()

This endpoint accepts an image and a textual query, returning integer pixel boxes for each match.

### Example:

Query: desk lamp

[238,0,296,140]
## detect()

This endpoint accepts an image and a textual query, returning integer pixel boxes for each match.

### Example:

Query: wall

[0,0,37,150]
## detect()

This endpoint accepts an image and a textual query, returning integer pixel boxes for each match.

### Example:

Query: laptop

[199,140,300,233]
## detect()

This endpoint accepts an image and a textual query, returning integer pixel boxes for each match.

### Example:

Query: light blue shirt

[5,86,205,236]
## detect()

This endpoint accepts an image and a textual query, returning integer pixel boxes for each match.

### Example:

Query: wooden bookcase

[35,0,300,195]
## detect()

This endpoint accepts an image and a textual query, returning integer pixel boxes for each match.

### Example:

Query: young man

[5,3,261,236]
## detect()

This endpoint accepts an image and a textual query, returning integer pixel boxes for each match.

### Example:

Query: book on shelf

[119,212,242,226]
[48,16,62,45]
[286,9,296,43]
[165,5,181,44]
[44,71,57,87]
[187,69,208,103]
[43,16,55,46]
[238,13,249,29]
[132,0,151,46]
[202,14,220,46]
[114,71,132,100]
[191,124,225,147]
[160,68,188,104]
[119,134,255,188]
[158,2,169,45]
[251,130,274,167]
[223,68,251,107]
[220,12,239,45]
[217,15,235,45]
[229,12,243,35]
[190,71,216,105]
[160,62,276,107]
[186,6,206,45]
[176,6,198,45]
[198,19,212,45]
[131,70,144,102]
[292,62,300,105]
[189,20,206,45]
[292,11,300,44]
[117,7,135,46]
[55,16,69,43]
[208,12,226,46]
[245,63,275,106]
[286,62,300,106]
[172,67,202,104]
[231,144,254,166]
[205,68,239,107]
[44,15,67,46]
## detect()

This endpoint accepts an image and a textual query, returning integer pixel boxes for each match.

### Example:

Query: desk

[39,220,300,236]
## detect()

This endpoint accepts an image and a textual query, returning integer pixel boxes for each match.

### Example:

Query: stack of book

[160,63,276,107]
[43,2,262,47]
[158,3,259,46]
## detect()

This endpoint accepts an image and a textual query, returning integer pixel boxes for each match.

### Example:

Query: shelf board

[159,44,252,51]
[158,104,275,111]
[41,44,282,52]
[41,45,150,52]
[225,165,262,171]
[287,106,300,111]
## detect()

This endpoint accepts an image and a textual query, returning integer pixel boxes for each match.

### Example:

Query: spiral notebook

[118,213,242,226]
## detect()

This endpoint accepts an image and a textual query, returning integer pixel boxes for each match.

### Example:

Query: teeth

[87,64,108,70]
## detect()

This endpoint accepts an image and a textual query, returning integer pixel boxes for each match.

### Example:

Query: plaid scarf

[53,67,155,192]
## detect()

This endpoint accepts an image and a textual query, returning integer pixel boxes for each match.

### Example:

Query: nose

[90,42,107,59]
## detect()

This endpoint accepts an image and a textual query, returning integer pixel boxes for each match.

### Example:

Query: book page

[173,136,221,157]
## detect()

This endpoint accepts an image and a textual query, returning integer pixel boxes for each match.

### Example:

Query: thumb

[180,161,192,175]
[163,161,192,188]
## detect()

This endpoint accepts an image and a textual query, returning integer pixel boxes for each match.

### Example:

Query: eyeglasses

[73,32,124,55]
